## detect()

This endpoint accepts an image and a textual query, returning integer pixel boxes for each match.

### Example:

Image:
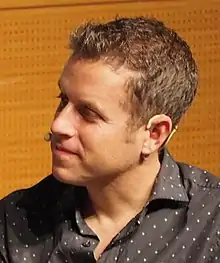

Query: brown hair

[69,17,198,128]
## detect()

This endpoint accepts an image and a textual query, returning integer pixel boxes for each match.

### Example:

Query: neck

[85,152,161,223]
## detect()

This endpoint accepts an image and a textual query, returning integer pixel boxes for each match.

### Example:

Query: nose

[51,103,78,138]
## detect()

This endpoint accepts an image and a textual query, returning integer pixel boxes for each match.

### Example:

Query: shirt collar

[149,148,189,203]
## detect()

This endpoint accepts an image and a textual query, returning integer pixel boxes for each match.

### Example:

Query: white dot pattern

[0,149,220,262]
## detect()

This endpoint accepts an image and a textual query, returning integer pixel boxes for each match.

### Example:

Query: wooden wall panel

[0,1,220,198]
[0,0,132,9]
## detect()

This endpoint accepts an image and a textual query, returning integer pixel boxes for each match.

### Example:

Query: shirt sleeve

[0,199,8,263]
[210,220,220,262]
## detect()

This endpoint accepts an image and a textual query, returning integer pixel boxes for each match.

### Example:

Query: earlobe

[140,137,160,162]
[141,139,154,157]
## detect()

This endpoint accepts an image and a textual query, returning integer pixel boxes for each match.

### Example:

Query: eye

[77,105,99,122]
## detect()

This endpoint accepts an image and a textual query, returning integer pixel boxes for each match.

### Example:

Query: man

[0,16,219,263]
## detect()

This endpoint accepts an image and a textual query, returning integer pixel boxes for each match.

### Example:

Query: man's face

[50,58,145,186]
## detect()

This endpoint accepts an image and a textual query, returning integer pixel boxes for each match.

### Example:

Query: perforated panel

[0,0,131,9]
[0,1,220,198]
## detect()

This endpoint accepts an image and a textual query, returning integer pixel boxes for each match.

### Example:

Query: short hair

[69,16,198,128]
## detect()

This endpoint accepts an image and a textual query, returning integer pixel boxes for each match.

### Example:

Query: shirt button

[82,240,91,247]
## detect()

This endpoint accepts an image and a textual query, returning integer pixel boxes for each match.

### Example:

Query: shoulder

[178,161,220,191]
[0,176,77,262]
[177,162,220,251]
[0,174,67,208]
[177,161,220,215]
[0,175,75,232]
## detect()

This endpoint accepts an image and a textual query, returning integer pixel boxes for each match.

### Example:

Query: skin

[50,57,172,259]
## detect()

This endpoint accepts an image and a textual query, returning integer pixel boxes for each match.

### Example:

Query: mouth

[53,144,78,157]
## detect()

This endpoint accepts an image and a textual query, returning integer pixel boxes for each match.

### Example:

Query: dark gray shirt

[0,149,220,263]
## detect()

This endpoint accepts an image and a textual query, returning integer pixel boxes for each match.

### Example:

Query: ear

[142,114,173,155]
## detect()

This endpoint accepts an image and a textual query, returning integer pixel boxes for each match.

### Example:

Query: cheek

[78,125,105,149]
[91,128,135,159]
[78,124,124,150]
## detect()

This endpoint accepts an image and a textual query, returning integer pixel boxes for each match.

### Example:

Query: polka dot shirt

[0,149,220,263]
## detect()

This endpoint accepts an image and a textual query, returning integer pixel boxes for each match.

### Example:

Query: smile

[53,144,79,157]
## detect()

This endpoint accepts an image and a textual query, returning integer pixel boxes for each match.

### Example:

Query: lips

[55,144,77,155]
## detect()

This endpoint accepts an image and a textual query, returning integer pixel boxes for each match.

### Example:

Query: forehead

[60,58,131,100]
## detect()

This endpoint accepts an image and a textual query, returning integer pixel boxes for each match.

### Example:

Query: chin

[52,166,88,186]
